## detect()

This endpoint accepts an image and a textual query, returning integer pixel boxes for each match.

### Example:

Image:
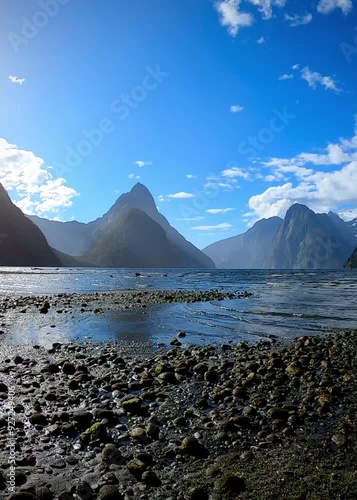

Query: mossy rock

[89,422,107,439]
[121,397,142,414]
[154,364,165,375]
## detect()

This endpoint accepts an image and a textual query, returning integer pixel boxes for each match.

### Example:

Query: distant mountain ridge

[204,216,283,269]
[204,203,357,270]
[0,183,61,267]
[28,183,214,269]
[3,180,356,270]
[269,204,354,269]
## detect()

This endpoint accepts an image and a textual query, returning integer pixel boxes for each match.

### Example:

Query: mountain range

[1,181,356,269]
[0,182,214,268]
[203,204,357,269]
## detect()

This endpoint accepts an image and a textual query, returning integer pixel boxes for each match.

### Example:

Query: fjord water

[0,268,356,346]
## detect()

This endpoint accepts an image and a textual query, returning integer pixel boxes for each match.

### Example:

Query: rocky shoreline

[0,289,246,319]
[0,291,357,499]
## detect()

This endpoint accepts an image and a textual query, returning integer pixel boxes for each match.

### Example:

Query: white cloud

[221,166,250,179]
[204,181,237,191]
[177,216,205,221]
[279,73,294,80]
[338,208,357,221]
[186,174,197,179]
[298,144,351,165]
[206,208,235,214]
[257,36,265,44]
[245,120,357,223]
[0,138,78,215]
[247,0,286,20]
[317,0,353,15]
[230,104,245,113]
[204,169,244,193]
[129,173,140,179]
[214,0,253,37]
[284,13,312,26]
[157,195,169,203]
[135,160,152,168]
[9,75,26,85]
[167,192,195,199]
[300,66,341,92]
[292,64,300,70]
[191,223,233,231]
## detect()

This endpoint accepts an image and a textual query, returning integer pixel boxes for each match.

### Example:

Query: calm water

[0,267,356,347]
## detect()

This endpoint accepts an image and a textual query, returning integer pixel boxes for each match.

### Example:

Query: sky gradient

[1,0,357,248]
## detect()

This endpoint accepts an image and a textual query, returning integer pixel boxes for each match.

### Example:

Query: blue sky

[1,0,357,248]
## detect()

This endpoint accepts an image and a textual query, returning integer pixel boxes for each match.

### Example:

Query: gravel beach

[0,291,357,499]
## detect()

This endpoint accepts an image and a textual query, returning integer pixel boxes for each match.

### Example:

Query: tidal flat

[0,291,357,499]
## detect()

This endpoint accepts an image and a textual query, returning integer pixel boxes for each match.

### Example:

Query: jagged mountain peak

[285,203,313,217]
[130,182,153,196]
[26,183,214,268]
[108,183,157,218]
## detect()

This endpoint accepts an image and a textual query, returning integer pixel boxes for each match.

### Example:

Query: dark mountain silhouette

[0,183,61,267]
[87,208,182,267]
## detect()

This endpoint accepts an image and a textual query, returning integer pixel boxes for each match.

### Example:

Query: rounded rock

[98,485,123,500]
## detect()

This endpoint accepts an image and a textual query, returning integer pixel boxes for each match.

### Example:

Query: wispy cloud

[221,166,250,179]
[157,195,169,203]
[9,75,25,85]
[135,160,152,168]
[257,36,265,44]
[204,180,237,192]
[129,173,140,179]
[191,222,233,231]
[177,216,205,221]
[317,0,353,15]
[214,0,253,37]
[230,104,245,113]
[167,192,195,199]
[279,73,294,80]
[284,13,312,26]
[292,64,300,70]
[206,208,235,214]
[300,66,342,92]
[186,174,197,179]
[247,0,286,20]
